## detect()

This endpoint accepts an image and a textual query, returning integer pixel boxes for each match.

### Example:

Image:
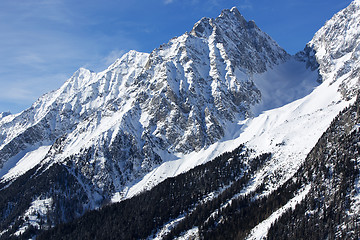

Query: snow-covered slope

[118,0,360,201]
[0,112,10,120]
[0,7,288,179]
[0,50,149,173]
[120,58,348,201]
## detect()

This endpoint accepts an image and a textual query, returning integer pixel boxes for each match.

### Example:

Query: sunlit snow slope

[119,0,360,200]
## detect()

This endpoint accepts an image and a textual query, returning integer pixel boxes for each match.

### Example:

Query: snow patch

[245,184,311,240]
[0,145,51,181]
[252,57,319,115]
[15,197,52,236]
[149,215,186,240]
[175,227,199,240]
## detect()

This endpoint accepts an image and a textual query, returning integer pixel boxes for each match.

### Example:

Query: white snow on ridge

[245,184,311,240]
[112,142,225,201]
[0,145,51,181]
[238,71,352,193]
[175,227,199,240]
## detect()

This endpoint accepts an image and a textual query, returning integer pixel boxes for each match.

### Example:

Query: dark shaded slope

[178,95,360,240]
[0,163,89,240]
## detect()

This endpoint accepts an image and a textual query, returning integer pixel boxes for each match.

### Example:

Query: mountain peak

[73,67,92,77]
[191,7,261,38]
[230,6,246,20]
[219,6,247,24]
[0,5,292,237]
[107,50,149,71]
[190,17,213,38]
[230,6,239,13]
[305,0,360,97]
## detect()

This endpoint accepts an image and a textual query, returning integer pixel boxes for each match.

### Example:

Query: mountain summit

[308,0,360,98]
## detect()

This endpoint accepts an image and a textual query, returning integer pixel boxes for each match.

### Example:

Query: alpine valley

[1,1,360,239]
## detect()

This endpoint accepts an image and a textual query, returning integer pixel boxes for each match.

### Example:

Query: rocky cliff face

[299,0,360,95]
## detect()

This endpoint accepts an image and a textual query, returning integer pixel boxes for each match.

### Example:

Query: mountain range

[1,1,360,239]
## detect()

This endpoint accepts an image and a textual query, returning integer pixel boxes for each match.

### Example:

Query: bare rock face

[299,0,360,97]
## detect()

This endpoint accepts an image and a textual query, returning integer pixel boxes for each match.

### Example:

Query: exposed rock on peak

[190,17,213,38]
[299,0,360,98]
[220,6,247,23]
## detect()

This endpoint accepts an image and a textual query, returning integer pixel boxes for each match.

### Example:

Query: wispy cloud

[0,0,144,113]
[0,71,71,112]
[164,0,175,4]
[103,50,126,66]
[14,53,47,70]
[2,0,73,25]
[0,73,68,103]
[238,0,253,10]
[0,88,34,102]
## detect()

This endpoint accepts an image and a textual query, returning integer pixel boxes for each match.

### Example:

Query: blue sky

[0,0,353,113]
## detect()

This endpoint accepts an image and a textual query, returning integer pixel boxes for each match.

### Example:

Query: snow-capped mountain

[0,7,291,237]
[0,7,288,177]
[1,1,360,239]
[116,0,360,201]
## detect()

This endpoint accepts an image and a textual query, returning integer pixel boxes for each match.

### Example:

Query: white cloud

[0,88,34,102]
[164,0,175,4]
[15,53,46,69]
[3,0,73,26]
[103,49,126,66]
[0,73,68,103]
[238,0,253,10]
